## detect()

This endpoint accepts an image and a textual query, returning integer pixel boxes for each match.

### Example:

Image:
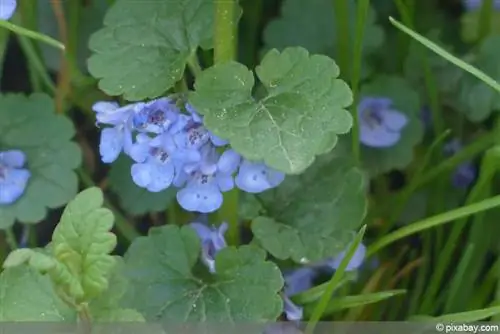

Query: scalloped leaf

[251,153,368,263]
[88,0,221,101]
[0,94,81,228]
[189,47,353,174]
[123,225,284,323]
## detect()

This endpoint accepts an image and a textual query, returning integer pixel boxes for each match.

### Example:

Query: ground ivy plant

[4,0,500,332]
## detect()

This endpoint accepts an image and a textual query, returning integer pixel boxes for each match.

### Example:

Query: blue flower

[93,101,137,163]
[132,97,179,134]
[284,267,316,297]
[0,0,16,20]
[190,221,228,273]
[282,295,303,322]
[325,243,367,271]
[129,133,180,192]
[176,147,240,213]
[463,0,500,11]
[443,139,477,189]
[235,160,285,193]
[0,150,30,205]
[358,97,408,148]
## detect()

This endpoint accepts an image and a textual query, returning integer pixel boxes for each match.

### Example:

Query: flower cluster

[0,0,16,20]
[93,96,285,213]
[463,0,500,11]
[443,139,477,189]
[358,97,408,148]
[0,150,31,205]
[282,243,367,321]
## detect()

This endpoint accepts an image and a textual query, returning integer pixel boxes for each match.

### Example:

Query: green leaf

[51,187,117,302]
[0,266,75,321]
[37,0,108,73]
[88,0,216,101]
[90,256,145,322]
[338,76,423,175]
[123,225,284,322]
[456,35,500,122]
[304,290,406,317]
[262,0,384,77]
[0,93,82,228]
[108,155,176,215]
[251,153,368,263]
[190,47,353,174]
[410,305,500,322]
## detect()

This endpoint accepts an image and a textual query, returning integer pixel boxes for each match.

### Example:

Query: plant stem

[214,0,239,245]
[4,228,17,250]
[350,0,370,163]
[0,15,64,50]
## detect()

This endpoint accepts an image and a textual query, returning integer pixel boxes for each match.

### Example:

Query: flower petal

[360,124,401,148]
[189,222,212,241]
[0,0,16,20]
[235,160,284,193]
[284,267,316,296]
[130,163,153,189]
[383,109,408,132]
[177,184,223,213]
[0,168,30,205]
[217,149,241,174]
[327,243,366,271]
[0,150,26,168]
[147,163,175,192]
[99,127,124,163]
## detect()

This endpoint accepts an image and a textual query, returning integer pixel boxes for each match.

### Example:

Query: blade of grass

[0,15,64,50]
[305,225,366,334]
[389,17,500,94]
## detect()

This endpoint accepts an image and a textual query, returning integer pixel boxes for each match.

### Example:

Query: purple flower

[358,97,408,148]
[132,98,179,134]
[282,295,303,322]
[0,0,16,20]
[284,267,316,297]
[190,221,228,273]
[463,0,500,11]
[0,150,30,205]
[443,139,477,189]
[235,160,285,193]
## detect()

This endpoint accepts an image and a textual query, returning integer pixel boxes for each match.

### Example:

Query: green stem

[332,0,349,80]
[367,193,500,258]
[4,228,17,250]
[350,0,370,163]
[77,169,140,242]
[187,52,203,78]
[214,0,239,245]
[0,15,64,50]
[478,0,494,42]
[214,0,237,63]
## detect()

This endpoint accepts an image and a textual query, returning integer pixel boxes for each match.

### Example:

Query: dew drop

[299,257,309,264]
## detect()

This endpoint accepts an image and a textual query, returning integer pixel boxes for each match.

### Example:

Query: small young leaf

[108,155,176,215]
[123,225,284,322]
[88,0,218,101]
[190,47,353,174]
[51,187,117,302]
[0,94,82,228]
[252,153,368,263]
[0,266,75,321]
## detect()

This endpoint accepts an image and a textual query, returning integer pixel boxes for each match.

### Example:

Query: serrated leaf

[123,225,284,322]
[37,0,108,73]
[337,76,423,175]
[0,266,75,321]
[51,187,117,302]
[0,94,82,228]
[456,35,500,122]
[109,155,176,215]
[88,0,216,101]
[251,153,368,263]
[190,47,353,174]
[262,0,384,77]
